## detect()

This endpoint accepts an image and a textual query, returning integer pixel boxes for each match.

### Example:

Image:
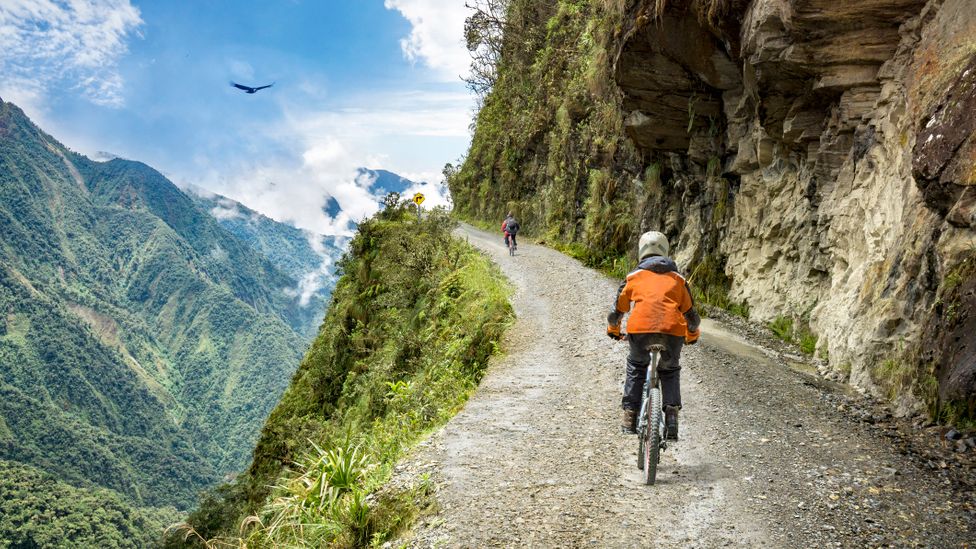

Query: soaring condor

[230,81,274,94]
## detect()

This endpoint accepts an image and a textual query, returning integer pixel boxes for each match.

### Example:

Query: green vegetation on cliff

[452,0,742,308]
[455,0,710,279]
[451,1,633,263]
[175,201,513,547]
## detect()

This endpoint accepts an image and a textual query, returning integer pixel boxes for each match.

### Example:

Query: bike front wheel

[642,388,662,485]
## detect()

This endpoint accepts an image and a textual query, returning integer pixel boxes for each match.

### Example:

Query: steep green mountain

[173,204,513,547]
[449,0,976,423]
[189,168,416,338]
[0,97,310,527]
[189,169,421,335]
[189,190,344,337]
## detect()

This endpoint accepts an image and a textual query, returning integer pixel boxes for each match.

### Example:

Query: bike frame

[636,345,665,445]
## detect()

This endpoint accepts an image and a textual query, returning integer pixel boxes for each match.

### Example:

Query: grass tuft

[768,316,793,342]
[768,315,817,355]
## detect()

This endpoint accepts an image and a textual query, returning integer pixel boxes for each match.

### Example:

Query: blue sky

[0,0,472,235]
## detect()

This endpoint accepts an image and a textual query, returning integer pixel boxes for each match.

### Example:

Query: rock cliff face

[613,0,975,416]
[451,0,975,420]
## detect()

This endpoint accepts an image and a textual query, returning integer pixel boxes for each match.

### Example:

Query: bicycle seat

[648,344,666,353]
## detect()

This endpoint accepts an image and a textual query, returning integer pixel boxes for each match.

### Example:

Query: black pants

[622,332,683,411]
[504,233,517,248]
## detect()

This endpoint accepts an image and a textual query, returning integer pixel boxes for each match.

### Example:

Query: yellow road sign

[412,193,425,206]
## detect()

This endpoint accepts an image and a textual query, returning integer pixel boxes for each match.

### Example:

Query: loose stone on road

[394,224,973,548]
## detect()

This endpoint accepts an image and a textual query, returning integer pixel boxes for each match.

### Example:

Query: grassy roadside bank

[169,200,514,548]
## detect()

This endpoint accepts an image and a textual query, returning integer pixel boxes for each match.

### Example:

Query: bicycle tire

[643,388,662,485]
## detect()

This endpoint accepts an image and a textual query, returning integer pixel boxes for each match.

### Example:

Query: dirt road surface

[394,224,974,548]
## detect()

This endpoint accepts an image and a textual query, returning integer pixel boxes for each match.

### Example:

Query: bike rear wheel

[642,388,662,485]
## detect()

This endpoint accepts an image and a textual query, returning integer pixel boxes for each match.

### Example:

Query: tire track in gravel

[395,224,974,548]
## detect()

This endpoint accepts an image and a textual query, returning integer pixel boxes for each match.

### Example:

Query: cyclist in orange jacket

[607,231,700,439]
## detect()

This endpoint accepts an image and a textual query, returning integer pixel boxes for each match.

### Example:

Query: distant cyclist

[502,212,520,251]
[607,231,701,439]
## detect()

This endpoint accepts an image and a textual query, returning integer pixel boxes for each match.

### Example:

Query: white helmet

[638,231,669,260]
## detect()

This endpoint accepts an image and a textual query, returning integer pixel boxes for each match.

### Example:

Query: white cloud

[0,0,143,109]
[93,150,121,161]
[384,0,470,80]
[210,198,245,221]
[195,89,470,238]
[287,269,326,307]
[396,170,440,185]
[286,232,339,307]
[184,183,217,200]
[292,90,473,139]
[403,180,452,209]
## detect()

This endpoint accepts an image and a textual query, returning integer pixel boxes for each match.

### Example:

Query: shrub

[768,316,793,342]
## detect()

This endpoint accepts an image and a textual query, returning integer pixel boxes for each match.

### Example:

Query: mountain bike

[635,342,667,485]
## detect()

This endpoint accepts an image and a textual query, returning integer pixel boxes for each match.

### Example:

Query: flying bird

[231,81,274,94]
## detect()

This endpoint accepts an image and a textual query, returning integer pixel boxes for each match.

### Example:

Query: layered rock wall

[614,0,975,414]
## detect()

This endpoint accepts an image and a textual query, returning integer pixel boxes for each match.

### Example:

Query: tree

[442,162,461,185]
[464,0,508,99]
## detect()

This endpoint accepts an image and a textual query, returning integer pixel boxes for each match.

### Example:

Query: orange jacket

[610,256,697,336]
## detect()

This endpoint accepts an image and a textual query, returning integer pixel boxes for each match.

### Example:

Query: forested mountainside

[189,191,343,337]
[188,169,420,337]
[172,204,513,547]
[450,0,975,424]
[0,460,179,548]
[0,98,317,542]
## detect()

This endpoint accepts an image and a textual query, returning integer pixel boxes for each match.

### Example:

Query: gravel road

[393,224,974,548]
